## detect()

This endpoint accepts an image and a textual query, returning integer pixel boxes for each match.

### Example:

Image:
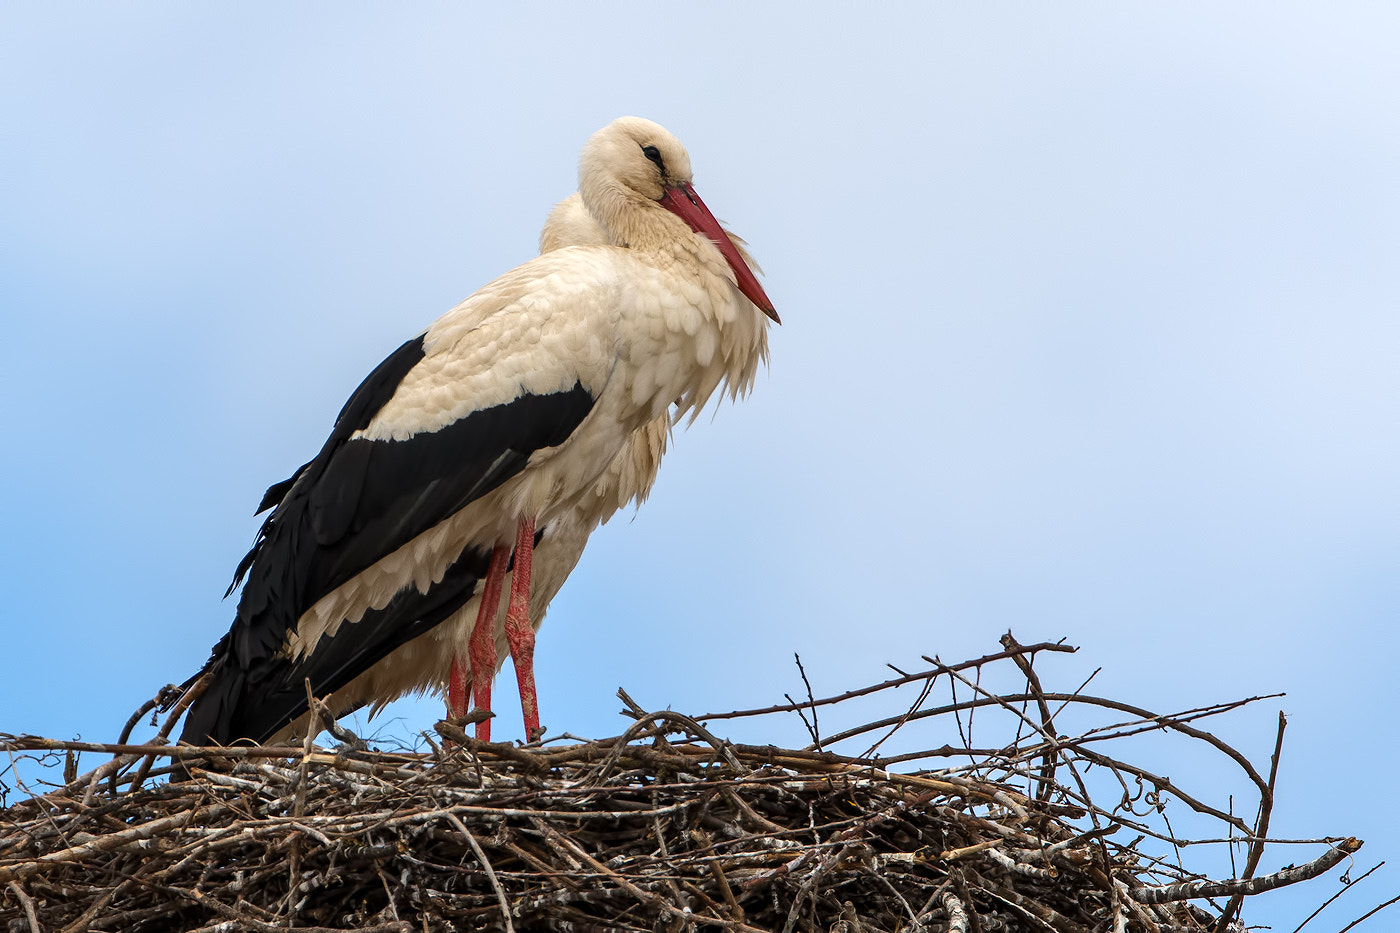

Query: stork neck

[579,179,678,251]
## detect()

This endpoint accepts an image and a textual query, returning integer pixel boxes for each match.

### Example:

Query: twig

[1292,860,1385,932]
[1337,892,1400,933]
[6,880,40,933]
[0,638,1361,932]
[1001,631,1058,804]
[1132,838,1362,903]
[699,641,1077,721]
[1215,710,1286,931]
[788,652,822,751]
[446,811,516,933]
[942,891,969,933]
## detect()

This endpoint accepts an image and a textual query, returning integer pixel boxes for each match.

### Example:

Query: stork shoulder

[358,251,624,442]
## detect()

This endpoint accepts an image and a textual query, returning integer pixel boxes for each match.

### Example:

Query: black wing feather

[226,337,426,597]
[191,544,496,745]
[183,335,597,746]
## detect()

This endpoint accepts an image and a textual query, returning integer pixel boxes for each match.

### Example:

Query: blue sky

[3,4,1397,927]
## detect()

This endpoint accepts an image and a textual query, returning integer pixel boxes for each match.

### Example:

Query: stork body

[180,117,775,747]
[444,191,677,735]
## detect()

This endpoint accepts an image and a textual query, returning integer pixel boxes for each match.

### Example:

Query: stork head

[579,117,778,322]
[580,116,693,207]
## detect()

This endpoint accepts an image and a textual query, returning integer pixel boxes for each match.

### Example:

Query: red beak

[659,184,780,324]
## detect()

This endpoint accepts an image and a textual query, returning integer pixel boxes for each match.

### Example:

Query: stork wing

[190,542,498,745]
[183,310,598,745]
[233,335,593,643]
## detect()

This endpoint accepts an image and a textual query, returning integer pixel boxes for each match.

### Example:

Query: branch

[1132,838,1362,904]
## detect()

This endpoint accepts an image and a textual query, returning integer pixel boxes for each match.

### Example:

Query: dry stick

[698,744,1031,817]
[648,792,690,910]
[967,654,985,777]
[613,686,682,757]
[616,686,648,719]
[127,679,204,793]
[64,894,143,933]
[779,840,858,933]
[700,641,1077,721]
[433,720,548,774]
[1133,838,1363,904]
[123,743,167,796]
[786,652,822,750]
[866,867,924,930]
[80,758,143,808]
[312,696,369,750]
[745,789,939,893]
[1,736,311,758]
[978,875,1092,933]
[296,678,323,823]
[858,665,938,763]
[1070,693,1281,746]
[938,658,1139,932]
[1215,710,1286,933]
[2,767,79,863]
[116,683,180,746]
[110,674,208,796]
[0,803,232,883]
[141,869,415,933]
[6,880,40,933]
[839,696,1286,791]
[1059,750,1156,932]
[1047,663,1105,736]
[1292,860,1385,933]
[944,657,976,772]
[444,811,516,933]
[813,690,1276,774]
[531,819,771,933]
[1068,745,1247,833]
[985,845,1058,881]
[908,880,955,933]
[57,862,148,933]
[707,856,748,923]
[941,840,1003,862]
[1337,891,1400,933]
[1001,632,1059,804]
[950,871,988,933]
[0,644,1359,931]
[282,678,322,919]
[913,682,1275,826]
[862,744,1022,768]
[877,673,1044,820]
[674,877,733,926]
[587,710,744,785]
[942,891,970,933]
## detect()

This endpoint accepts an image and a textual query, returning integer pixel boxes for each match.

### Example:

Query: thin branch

[1292,860,1385,933]
[698,641,1077,721]
[1133,838,1362,904]
[1216,710,1286,931]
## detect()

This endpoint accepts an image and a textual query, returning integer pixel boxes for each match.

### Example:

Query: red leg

[504,516,540,741]
[453,543,509,741]
[447,656,469,719]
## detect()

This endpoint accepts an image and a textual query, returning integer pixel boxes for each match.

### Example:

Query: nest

[0,636,1377,932]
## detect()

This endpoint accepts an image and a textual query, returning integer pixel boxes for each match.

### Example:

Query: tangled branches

[0,636,1380,931]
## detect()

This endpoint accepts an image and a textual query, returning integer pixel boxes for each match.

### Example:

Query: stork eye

[641,144,665,171]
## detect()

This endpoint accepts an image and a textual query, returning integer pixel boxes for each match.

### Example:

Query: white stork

[436,192,766,739]
[287,194,678,742]
[179,116,777,747]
